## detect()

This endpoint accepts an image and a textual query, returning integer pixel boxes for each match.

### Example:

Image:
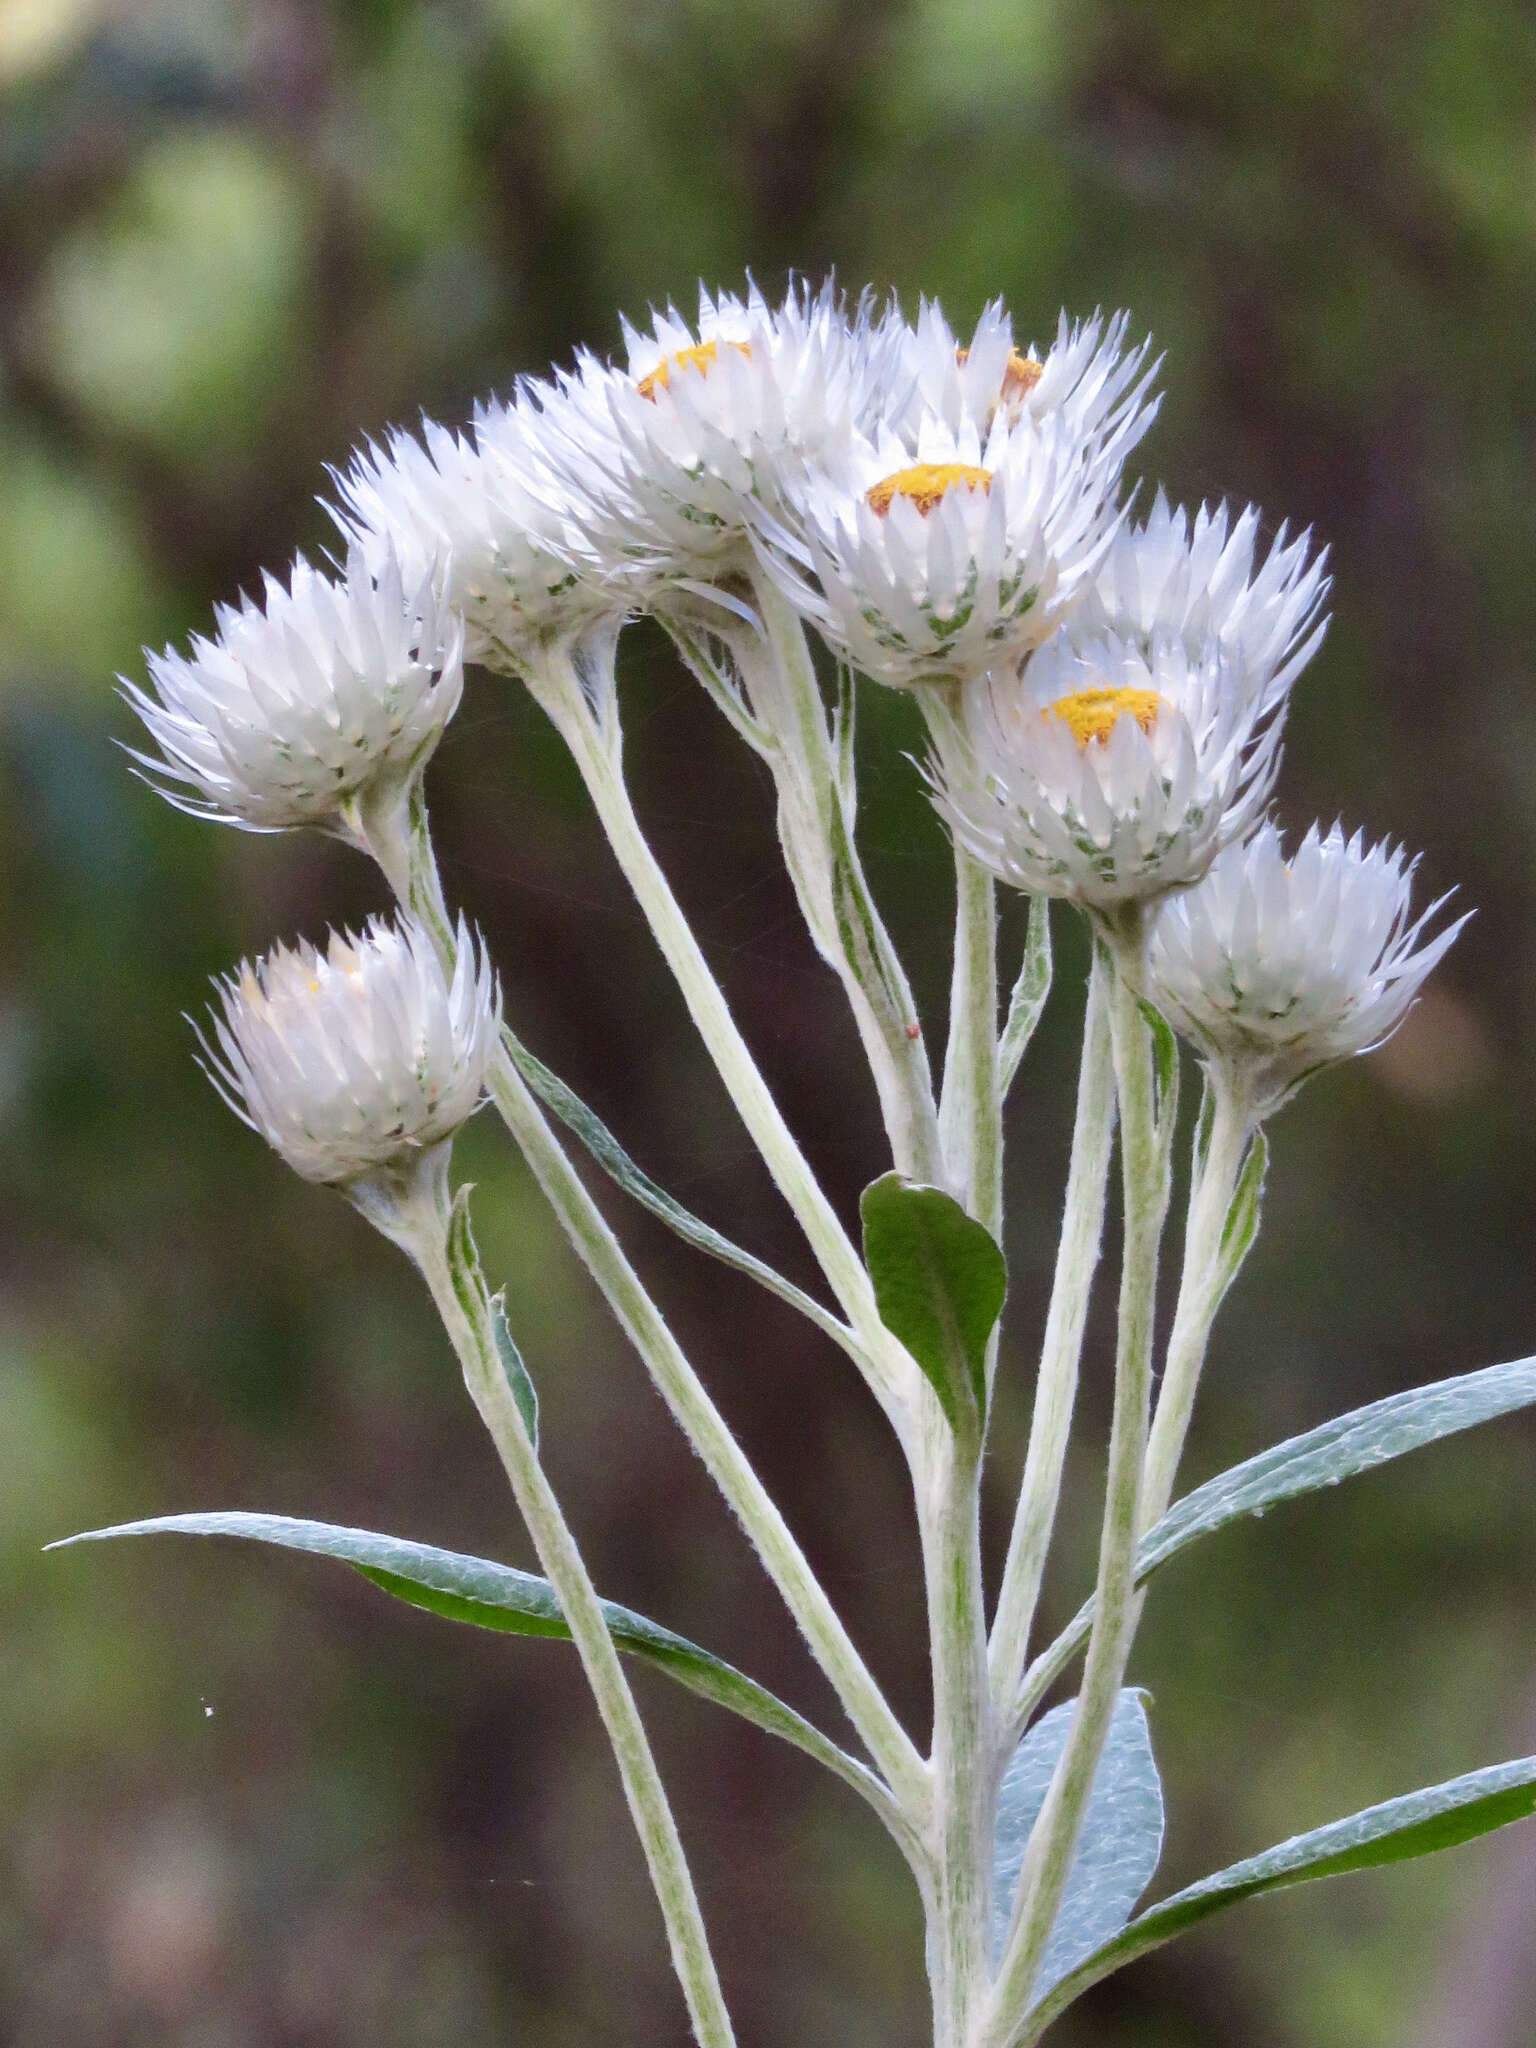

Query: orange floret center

[636,339,750,401]
[954,347,1043,404]
[866,462,993,517]
[1044,686,1165,749]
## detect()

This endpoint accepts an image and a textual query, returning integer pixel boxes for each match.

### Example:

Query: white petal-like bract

[330,413,606,668]
[126,546,462,831]
[930,630,1286,906]
[1147,822,1467,1109]
[202,916,500,1184]
[1078,490,1330,707]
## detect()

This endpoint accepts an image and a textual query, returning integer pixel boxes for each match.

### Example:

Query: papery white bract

[516,278,886,598]
[930,631,1286,906]
[765,404,1134,690]
[125,546,462,832]
[331,414,607,670]
[877,302,1159,463]
[1080,491,1330,705]
[1148,822,1467,1109]
[202,915,500,1184]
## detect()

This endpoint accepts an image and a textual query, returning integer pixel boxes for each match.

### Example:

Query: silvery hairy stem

[983,909,1165,2048]
[671,569,945,1186]
[940,846,1003,1237]
[1140,1064,1256,1531]
[518,637,926,1431]
[382,1165,737,2048]
[370,787,931,1829]
[916,1391,994,2048]
[989,957,1116,1706]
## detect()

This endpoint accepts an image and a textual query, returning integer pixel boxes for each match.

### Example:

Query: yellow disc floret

[636,339,750,401]
[954,346,1043,406]
[1001,349,1043,403]
[1044,686,1165,748]
[866,463,993,517]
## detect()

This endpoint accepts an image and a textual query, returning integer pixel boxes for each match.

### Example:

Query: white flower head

[930,629,1286,906]
[125,545,463,834]
[1147,821,1468,1111]
[202,914,500,1185]
[875,303,1159,461]
[766,401,1132,690]
[518,277,886,596]
[1079,490,1329,706]
[330,413,607,669]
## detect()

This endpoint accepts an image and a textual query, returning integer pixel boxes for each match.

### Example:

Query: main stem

[1140,1069,1254,1530]
[919,1402,993,2048]
[988,958,1116,1705]
[381,794,931,1822]
[983,913,1163,2048]
[411,1201,736,2048]
[940,846,1002,1234]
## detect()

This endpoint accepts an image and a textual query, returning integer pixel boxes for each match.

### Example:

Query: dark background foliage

[2,2,1534,2042]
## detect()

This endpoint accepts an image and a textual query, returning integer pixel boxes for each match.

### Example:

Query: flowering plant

[54,280,1531,2048]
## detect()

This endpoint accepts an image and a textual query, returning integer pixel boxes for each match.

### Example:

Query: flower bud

[1148,822,1468,1112]
[201,915,499,1186]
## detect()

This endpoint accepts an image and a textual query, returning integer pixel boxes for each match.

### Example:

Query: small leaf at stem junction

[859,1173,1006,1432]
[491,1293,539,1450]
[992,1689,1163,1995]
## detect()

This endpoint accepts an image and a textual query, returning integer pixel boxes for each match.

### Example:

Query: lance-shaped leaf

[48,1513,898,1828]
[999,897,1052,1095]
[992,1690,1163,1996]
[491,1294,539,1450]
[860,1173,1007,1433]
[1213,1129,1267,1305]
[1026,1755,1536,2032]
[1018,1355,1536,1717]
[506,1031,859,1361]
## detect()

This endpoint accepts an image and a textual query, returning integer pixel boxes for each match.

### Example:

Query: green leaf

[1214,1129,1268,1303]
[506,1030,857,1359]
[490,1294,539,1451]
[999,897,1053,1093]
[1136,997,1179,1123]
[1025,1355,1536,1706]
[992,1690,1163,1993]
[859,1173,1007,1432]
[1027,1755,1536,2030]
[48,1512,890,1814]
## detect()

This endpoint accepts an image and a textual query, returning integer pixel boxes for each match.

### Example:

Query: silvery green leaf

[48,1512,891,1817]
[1136,997,1179,1126]
[999,897,1052,1094]
[1027,1754,1536,2031]
[1026,1355,1536,1707]
[1213,1129,1267,1303]
[992,1689,1163,1997]
[490,1293,538,1450]
[506,1030,856,1357]
[860,1173,1007,1434]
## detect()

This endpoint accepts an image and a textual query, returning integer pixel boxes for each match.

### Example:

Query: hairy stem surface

[410,1196,737,2048]
[989,958,1116,1705]
[984,915,1163,2048]
[1141,1070,1255,1530]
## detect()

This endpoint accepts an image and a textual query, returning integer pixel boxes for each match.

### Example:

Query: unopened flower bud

[1148,822,1468,1113]
[201,915,499,1187]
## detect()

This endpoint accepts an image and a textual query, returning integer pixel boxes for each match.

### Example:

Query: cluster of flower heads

[129,280,1463,1183]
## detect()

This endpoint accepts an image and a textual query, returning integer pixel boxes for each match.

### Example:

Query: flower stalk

[404,1182,738,2048]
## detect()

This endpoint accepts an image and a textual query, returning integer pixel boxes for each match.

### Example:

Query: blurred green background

[2,0,1534,2042]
